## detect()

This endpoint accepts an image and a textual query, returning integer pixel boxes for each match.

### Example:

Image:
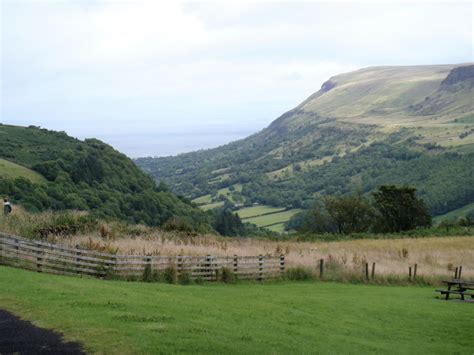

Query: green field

[192,194,213,205]
[0,266,473,354]
[434,202,474,223]
[266,223,286,232]
[0,158,46,183]
[243,209,301,228]
[236,205,286,219]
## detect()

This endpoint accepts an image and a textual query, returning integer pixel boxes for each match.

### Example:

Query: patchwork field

[241,209,301,229]
[1,266,473,354]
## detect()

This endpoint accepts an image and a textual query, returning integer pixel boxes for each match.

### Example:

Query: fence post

[409,266,412,281]
[0,236,3,265]
[280,254,285,276]
[75,245,82,277]
[36,242,43,273]
[258,255,264,281]
[454,267,459,279]
[233,255,238,274]
[177,255,182,278]
[371,262,376,280]
[205,255,212,281]
[365,263,369,280]
[413,264,417,280]
[458,266,463,279]
[319,259,324,278]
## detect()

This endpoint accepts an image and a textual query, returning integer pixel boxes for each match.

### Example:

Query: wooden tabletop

[442,280,474,286]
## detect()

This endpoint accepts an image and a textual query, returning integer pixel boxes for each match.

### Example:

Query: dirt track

[0,309,85,354]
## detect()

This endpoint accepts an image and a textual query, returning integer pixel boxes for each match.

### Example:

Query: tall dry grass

[63,232,474,279]
[1,208,473,279]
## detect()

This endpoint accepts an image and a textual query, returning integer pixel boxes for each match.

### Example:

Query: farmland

[240,209,301,230]
[1,266,473,354]
[0,158,46,184]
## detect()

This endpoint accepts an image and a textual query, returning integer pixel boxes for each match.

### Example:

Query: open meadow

[1,266,473,354]
[57,233,474,280]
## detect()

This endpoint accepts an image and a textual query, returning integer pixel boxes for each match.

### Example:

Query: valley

[136,64,474,230]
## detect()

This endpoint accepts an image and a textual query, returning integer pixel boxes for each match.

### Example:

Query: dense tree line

[287,186,432,234]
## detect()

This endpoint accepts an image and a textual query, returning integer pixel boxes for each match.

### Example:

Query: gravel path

[0,309,85,354]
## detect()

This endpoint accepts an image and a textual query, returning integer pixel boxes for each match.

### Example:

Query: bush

[142,263,153,282]
[178,271,192,285]
[220,267,236,283]
[285,267,315,281]
[163,266,177,284]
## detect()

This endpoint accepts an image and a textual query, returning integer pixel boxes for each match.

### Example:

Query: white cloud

[1,0,472,156]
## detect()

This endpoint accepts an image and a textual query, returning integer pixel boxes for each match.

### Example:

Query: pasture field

[200,201,224,211]
[266,223,286,233]
[1,266,473,354]
[236,205,286,219]
[242,209,301,228]
[191,194,212,205]
[433,202,474,223]
[0,158,46,184]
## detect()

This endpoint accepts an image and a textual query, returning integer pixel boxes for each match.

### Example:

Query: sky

[1,0,473,158]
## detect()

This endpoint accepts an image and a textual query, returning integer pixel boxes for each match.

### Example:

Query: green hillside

[0,158,46,184]
[0,124,211,230]
[136,64,474,224]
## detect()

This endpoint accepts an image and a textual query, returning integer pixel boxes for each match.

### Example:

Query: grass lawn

[0,158,46,184]
[1,266,473,354]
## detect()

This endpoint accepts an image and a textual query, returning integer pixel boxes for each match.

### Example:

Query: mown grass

[0,158,46,183]
[0,266,473,354]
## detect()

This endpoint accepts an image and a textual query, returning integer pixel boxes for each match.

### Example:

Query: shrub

[178,271,192,285]
[220,267,236,283]
[143,263,153,282]
[163,266,177,284]
[285,267,315,281]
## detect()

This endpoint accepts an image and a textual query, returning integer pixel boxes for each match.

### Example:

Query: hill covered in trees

[0,124,212,231]
[136,64,474,220]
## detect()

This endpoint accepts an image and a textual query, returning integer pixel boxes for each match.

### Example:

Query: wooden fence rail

[0,233,285,281]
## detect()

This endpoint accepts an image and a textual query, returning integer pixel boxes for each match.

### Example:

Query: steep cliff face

[441,64,474,89]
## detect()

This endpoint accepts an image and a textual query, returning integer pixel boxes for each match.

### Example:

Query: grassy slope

[0,158,46,184]
[433,202,474,223]
[1,266,473,354]
[243,209,301,227]
[236,205,286,219]
[136,64,474,218]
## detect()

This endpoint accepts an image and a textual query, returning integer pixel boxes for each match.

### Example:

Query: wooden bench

[436,280,474,300]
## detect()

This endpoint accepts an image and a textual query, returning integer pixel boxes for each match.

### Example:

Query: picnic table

[436,280,474,300]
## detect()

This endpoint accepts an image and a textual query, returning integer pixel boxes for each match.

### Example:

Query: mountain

[135,64,474,223]
[0,124,211,230]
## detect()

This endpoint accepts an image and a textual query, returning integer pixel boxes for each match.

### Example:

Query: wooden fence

[0,233,285,281]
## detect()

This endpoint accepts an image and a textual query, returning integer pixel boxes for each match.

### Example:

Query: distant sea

[93,129,258,158]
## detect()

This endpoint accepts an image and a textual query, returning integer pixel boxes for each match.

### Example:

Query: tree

[324,193,375,234]
[214,209,244,236]
[372,185,431,233]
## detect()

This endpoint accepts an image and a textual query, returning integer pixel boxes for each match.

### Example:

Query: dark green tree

[324,193,375,234]
[372,185,431,232]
